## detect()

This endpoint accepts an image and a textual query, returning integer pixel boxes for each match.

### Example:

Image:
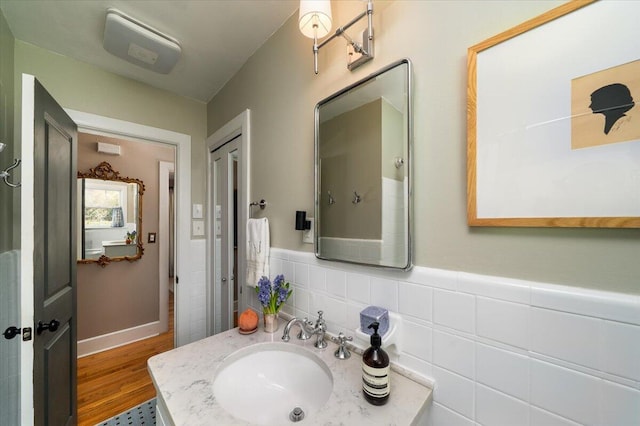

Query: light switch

[192,220,205,236]
[192,204,203,219]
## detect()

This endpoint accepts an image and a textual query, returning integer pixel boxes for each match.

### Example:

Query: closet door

[209,137,239,334]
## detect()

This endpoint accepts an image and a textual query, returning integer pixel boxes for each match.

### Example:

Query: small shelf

[102,240,137,257]
[355,310,403,353]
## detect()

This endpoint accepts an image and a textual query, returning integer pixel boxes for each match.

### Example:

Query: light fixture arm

[313,36,320,74]
[312,0,374,74]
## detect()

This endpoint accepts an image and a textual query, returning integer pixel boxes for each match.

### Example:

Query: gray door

[32,78,77,425]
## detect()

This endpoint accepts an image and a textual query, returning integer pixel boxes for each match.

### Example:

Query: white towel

[246,218,270,287]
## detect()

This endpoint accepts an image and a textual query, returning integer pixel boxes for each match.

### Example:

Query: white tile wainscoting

[0,250,20,425]
[241,248,640,426]
[188,239,207,343]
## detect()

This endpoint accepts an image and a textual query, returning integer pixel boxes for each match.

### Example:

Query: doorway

[66,109,191,347]
[76,132,174,353]
[206,110,250,336]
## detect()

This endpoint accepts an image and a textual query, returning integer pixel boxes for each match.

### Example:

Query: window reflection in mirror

[315,59,412,270]
[84,180,130,228]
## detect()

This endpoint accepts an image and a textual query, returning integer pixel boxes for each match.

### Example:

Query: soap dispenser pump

[362,321,390,405]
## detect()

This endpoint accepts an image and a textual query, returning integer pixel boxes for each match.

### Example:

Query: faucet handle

[332,332,353,359]
[313,311,328,349]
[332,332,353,345]
[297,317,313,340]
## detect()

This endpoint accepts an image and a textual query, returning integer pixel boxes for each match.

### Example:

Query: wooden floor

[77,293,174,425]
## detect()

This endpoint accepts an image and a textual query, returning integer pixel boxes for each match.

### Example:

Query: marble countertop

[148,320,432,425]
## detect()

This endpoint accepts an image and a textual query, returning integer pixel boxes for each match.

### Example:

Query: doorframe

[206,109,250,336]
[159,161,175,333]
[65,109,191,349]
[20,74,36,426]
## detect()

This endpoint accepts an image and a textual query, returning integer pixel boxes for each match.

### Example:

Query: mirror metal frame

[77,161,145,267]
[314,58,413,270]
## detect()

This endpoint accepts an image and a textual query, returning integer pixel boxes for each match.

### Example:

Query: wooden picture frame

[467,0,640,228]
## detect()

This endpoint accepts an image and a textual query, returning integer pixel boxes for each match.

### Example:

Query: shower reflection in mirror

[315,59,412,270]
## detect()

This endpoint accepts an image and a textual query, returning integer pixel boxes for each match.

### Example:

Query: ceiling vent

[96,142,121,156]
[103,8,181,74]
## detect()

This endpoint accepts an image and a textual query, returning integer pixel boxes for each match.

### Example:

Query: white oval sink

[212,342,333,425]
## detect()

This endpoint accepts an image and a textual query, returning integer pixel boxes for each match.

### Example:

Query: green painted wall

[6,37,208,342]
[0,9,15,252]
[13,40,207,235]
[207,0,640,294]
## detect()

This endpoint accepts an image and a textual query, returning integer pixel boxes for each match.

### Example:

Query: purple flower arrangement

[255,274,292,314]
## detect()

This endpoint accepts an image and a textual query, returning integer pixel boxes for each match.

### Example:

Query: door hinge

[176,276,179,284]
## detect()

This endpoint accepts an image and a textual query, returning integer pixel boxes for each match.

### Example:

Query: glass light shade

[299,0,332,39]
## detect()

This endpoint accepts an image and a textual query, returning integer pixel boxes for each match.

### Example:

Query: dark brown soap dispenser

[362,321,390,405]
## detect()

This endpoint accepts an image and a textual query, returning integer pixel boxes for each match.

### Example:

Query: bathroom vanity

[148,320,432,425]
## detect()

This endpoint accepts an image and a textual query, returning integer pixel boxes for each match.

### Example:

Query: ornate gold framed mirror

[77,162,145,267]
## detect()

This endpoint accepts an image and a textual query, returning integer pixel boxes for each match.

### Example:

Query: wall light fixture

[299,0,374,74]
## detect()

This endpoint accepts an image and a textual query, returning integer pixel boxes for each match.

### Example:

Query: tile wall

[381,177,407,266]
[188,239,207,342]
[0,250,20,425]
[241,248,640,426]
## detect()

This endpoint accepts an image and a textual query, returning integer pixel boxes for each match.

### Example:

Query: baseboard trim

[77,321,160,358]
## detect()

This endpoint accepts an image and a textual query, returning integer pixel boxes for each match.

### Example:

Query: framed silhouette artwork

[467,0,640,228]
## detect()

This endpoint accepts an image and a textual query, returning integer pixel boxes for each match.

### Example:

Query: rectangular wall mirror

[315,59,412,270]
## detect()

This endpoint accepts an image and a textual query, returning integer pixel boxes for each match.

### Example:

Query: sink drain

[289,407,305,422]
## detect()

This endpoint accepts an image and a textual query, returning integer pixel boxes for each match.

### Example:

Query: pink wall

[77,133,174,340]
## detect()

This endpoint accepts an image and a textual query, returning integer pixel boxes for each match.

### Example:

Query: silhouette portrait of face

[589,83,635,134]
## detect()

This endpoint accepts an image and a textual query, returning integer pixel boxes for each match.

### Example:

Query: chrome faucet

[282,317,314,342]
[282,310,328,349]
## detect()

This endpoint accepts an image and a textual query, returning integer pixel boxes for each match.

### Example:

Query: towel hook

[1,159,21,188]
[352,191,361,204]
[327,191,336,205]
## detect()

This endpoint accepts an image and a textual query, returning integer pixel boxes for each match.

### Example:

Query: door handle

[3,326,32,341]
[37,319,60,335]
[3,326,21,340]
